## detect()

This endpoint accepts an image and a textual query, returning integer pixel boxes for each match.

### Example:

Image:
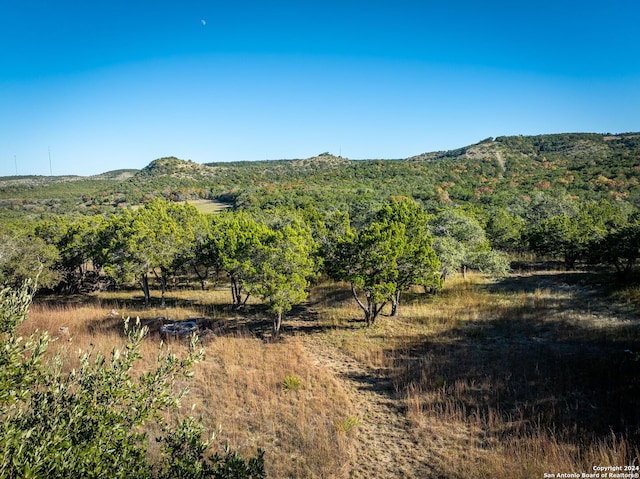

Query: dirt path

[299,335,441,479]
[495,149,506,174]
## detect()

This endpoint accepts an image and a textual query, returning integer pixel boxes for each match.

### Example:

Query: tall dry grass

[311,273,640,478]
[191,335,356,478]
[22,288,357,479]
[20,270,640,478]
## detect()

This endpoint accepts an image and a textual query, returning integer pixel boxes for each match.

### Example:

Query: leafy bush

[157,418,265,479]
[0,280,265,479]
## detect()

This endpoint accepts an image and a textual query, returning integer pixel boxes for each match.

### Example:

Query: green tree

[328,200,441,324]
[430,208,509,280]
[189,215,221,290]
[35,215,106,293]
[526,200,620,270]
[374,199,441,316]
[527,214,585,269]
[100,200,191,307]
[100,208,155,307]
[157,418,265,479]
[0,227,60,289]
[249,220,316,337]
[209,212,271,310]
[593,219,640,277]
[159,201,208,301]
[484,207,526,252]
[329,216,403,325]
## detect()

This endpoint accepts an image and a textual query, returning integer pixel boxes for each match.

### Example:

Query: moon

[201,19,206,26]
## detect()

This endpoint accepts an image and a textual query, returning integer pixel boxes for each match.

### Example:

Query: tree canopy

[329,199,440,325]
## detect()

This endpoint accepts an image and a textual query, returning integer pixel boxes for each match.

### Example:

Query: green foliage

[336,416,360,434]
[208,211,272,310]
[329,199,440,324]
[3,133,640,225]
[429,207,509,280]
[99,199,206,306]
[484,207,526,252]
[0,226,60,289]
[375,198,442,315]
[343,220,403,324]
[5,132,640,297]
[594,219,640,277]
[34,214,107,293]
[202,210,316,335]
[527,199,628,269]
[0,281,264,479]
[157,418,265,479]
[0,280,48,404]
[248,217,317,336]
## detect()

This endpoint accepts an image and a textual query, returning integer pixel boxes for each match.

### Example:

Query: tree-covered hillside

[1,132,639,223]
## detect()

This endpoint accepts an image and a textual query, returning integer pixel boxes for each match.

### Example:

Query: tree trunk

[140,273,151,308]
[193,264,208,290]
[368,301,376,326]
[390,290,400,317]
[230,277,250,310]
[230,276,240,308]
[350,283,386,326]
[240,292,250,308]
[365,304,374,326]
[351,283,370,323]
[272,311,282,338]
[462,265,467,279]
[160,273,167,307]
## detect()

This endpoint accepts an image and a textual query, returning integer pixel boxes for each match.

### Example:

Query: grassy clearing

[22,270,640,478]
[310,273,640,477]
[184,199,231,214]
[23,286,356,479]
[193,336,356,478]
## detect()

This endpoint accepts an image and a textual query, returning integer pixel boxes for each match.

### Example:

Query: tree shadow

[285,302,366,336]
[384,272,640,443]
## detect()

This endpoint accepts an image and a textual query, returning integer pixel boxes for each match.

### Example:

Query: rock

[159,321,199,340]
[198,328,216,343]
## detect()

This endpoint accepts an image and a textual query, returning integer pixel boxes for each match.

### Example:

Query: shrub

[0,280,265,479]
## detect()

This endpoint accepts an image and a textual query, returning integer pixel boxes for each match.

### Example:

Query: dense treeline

[2,194,639,331]
[0,197,505,329]
[2,132,639,322]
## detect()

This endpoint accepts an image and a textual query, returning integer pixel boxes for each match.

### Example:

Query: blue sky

[1,1,638,176]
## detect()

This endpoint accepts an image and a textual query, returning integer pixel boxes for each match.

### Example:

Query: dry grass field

[20,269,640,478]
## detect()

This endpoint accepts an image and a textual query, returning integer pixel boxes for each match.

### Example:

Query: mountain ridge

[1,131,639,220]
[2,132,638,182]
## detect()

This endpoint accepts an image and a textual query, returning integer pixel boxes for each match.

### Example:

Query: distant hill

[0,175,83,188]
[139,157,224,180]
[406,132,640,202]
[90,169,139,180]
[202,153,351,179]
[1,132,639,221]
[0,169,139,187]
[409,133,640,164]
